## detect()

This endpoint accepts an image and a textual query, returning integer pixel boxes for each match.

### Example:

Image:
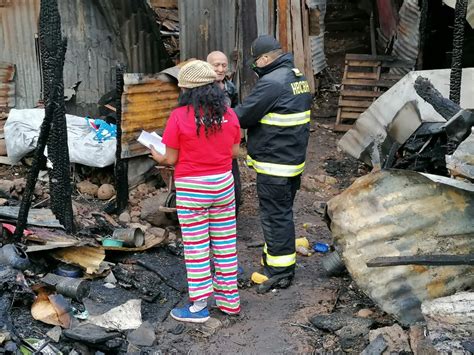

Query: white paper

[137,130,166,154]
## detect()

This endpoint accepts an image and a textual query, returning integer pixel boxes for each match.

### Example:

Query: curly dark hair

[178,83,228,137]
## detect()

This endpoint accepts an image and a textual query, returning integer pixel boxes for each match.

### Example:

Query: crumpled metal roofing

[0,62,15,115]
[307,0,327,74]
[390,0,420,76]
[338,68,474,165]
[446,130,474,180]
[327,169,474,325]
[120,72,180,159]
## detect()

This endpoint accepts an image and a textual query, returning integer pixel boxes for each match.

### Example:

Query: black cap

[250,35,281,60]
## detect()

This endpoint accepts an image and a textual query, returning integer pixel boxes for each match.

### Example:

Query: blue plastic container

[313,242,330,253]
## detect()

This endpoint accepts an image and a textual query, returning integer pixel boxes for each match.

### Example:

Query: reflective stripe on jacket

[234,53,312,177]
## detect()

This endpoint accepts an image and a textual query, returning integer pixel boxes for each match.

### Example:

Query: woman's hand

[150,146,164,164]
[150,146,179,166]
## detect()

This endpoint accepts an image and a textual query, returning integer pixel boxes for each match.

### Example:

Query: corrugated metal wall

[178,0,237,61]
[121,73,179,158]
[0,0,41,109]
[0,0,171,115]
[256,0,271,36]
[58,0,127,115]
[307,0,328,74]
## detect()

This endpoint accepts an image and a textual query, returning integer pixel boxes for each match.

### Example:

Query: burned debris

[0,0,473,353]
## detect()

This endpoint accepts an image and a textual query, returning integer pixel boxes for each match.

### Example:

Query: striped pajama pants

[175,171,240,315]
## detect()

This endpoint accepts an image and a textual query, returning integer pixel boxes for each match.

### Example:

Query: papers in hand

[137,130,166,155]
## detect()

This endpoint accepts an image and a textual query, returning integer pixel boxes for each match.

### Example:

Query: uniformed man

[234,35,312,291]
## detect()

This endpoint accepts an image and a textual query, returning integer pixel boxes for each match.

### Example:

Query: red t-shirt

[162,106,241,178]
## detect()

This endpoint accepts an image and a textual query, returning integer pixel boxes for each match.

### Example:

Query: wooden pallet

[334,54,412,132]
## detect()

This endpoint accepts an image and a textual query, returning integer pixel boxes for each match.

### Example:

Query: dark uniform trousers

[257,173,301,277]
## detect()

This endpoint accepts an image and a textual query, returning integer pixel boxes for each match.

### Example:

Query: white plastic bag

[4,109,116,167]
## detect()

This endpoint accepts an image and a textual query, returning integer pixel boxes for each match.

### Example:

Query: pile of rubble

[0,167,184,353]
[318,71,474,353]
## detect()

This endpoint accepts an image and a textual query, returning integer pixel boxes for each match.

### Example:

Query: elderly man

[207,51,241,211]
[234,35,312,292]
[207,51,238,107]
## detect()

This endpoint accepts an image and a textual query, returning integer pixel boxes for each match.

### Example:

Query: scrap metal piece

[51,246,105,275]
[0,206,63,229]
[446,130,474,180]
[338,68,474,165]
[326,169,474,325]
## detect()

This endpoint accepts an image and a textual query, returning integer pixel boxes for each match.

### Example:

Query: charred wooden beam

[367,254,474,267]
[16,0,74,236]
[114,64,129,213]
[449,0,467,104]
[414,76,461,120]
[41,0,74,233]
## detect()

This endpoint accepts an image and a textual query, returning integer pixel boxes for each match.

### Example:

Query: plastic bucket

[112,228,145,247]
[321,251,346,276]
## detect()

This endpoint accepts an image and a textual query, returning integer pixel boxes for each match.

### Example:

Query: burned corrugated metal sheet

[57,1,127,114]
[0,0,171,114]
[59,0,171,116]
[376,0,398,39]
[338,68,474,165]
[121,73,179,159]
[0,62,15,115]
[0,0,41,109]
[390,0,420,76]
[307,0,327,74]
[178,0,237,61]
[327,169,474,325]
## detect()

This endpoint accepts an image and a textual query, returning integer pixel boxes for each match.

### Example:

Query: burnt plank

[342,78,397,87]
[340,111,361,119]
[367,254,474,267]
[346,60,381,67]
[346,72,379,80]
[341,90,383,98]
[339,99,373,108]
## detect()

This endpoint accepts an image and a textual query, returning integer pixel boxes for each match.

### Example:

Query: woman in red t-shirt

[150,60,241,323]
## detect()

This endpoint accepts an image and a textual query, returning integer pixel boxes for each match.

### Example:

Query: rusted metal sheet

[376,0,398,39]
[0,62,15,113]
[307,0,327,74]
[178,0,237,61]
[121,73,180,159]
[0,0,41,109]
[390,0,420,76]
[327,170,474,325]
